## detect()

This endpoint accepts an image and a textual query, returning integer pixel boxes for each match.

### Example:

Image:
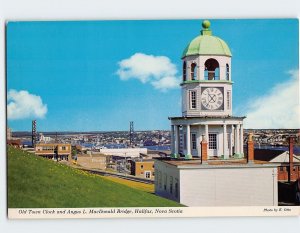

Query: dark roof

[7,139,22,145]
[254,149,285,162]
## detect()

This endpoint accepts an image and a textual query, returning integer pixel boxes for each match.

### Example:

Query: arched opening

[191,63,197,80]
[183,61,186,81]
[204,58,220,80]
[226,64,230,80]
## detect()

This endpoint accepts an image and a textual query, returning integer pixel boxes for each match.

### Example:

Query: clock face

[201,87,223,110]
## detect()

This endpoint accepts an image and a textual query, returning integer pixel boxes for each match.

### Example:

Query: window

[145,171,151,179]
[169,176,173,194]
[226,64,230,80]
[158,171,162,188]
[44,146,54,151]
[164,174,167,190]
[191,63,197,80]
[141,165,144,169]
[62,146,66,150]
[191,133,197,150]
[208,133,217,149]
[175,179,179,198]
[279,166,284,172]
[227,91,231,110]
[190,91,197,109]
[204,59,220,80]
[293,166,296,171]
[183,62,186,81]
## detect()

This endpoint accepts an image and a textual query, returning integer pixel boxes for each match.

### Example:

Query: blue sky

[6,19,299,131]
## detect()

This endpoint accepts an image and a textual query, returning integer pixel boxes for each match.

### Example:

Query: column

[174,125,179,156]
[205,124,209,146]
[186,124,191,158]
[236,124,240,155]
[240,124,244,156]
[234,125,237,155]
[198,125,202,157]
[230,125,234,156]
[205,124,209,157]
[223,124,228,159]
[171,125,175,155]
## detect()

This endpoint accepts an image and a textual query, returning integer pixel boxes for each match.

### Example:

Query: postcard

[6,19,300,219]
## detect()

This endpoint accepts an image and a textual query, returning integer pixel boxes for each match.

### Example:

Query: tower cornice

[180,80,234,86]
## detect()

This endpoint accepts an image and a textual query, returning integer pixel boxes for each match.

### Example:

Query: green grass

[8,146,182,208]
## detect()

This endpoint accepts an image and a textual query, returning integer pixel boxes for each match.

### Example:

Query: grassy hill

[7,146,182,208]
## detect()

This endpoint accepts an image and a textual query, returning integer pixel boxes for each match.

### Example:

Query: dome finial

[201,20,212,36]
[202,20,211,29]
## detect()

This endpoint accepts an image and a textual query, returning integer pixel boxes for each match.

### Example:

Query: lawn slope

[8,146,181,208]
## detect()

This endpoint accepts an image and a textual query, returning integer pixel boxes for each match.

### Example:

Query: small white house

[155,159,278,206]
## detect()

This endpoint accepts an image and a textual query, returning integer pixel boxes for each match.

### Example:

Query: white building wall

[181,54,233,117]
[99,148,147,157]
[182,82,233,117]
[179,166,278,206]
[154,160,180,202]
[181,87,187,115]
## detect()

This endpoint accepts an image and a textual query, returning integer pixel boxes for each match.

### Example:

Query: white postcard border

[8,206,300,219]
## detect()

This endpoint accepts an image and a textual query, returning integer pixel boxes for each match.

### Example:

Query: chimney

[201,135,208,164]
[247,133,254,163]
[288,137,294,182]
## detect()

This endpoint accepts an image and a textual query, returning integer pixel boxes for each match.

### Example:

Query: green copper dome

[182,20,232,58]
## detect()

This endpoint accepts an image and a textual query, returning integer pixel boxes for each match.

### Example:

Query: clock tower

[170,20,245,160]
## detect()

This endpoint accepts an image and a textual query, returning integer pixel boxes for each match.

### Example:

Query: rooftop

[169,116,246,120]
[254,149,300,163]
[78,153,107,157]
[155,157,279,169]
[182,20,232,58]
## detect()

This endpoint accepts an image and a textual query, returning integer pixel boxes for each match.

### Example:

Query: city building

[7,139,22,148]
[130,159,155,179]
[254,139,300,182]
[35,143,71,161]
[99,148,147,158]
[38,133,52,143]
[76,153,109,170]
[7,127,12,140]
[155,20,279,206]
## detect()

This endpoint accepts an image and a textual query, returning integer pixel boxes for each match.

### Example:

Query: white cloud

[244,69,300,129]
[7,89,48,120]
[151,76,181,92]
[116,53,180,91]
